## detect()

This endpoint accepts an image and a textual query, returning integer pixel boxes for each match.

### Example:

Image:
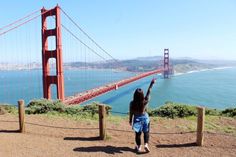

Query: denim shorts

[132,112,150,133]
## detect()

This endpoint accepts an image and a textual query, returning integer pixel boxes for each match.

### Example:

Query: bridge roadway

[64,69,163,105]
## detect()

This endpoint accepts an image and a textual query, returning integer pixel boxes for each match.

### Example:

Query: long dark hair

[131,88,147,113]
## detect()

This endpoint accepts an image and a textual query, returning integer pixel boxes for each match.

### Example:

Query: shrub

[148,102,197,118]
[149,102,230,118]
[26,99,65,114]
[205,108,220,116]
[65,106,82,115]
[221,108,236,117]
[82,103,99,116]
[25,100,112,117]
[0,104,18,114]
[76,103,112,116]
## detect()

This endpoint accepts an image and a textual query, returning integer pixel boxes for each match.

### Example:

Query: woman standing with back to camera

[129,78,156,153]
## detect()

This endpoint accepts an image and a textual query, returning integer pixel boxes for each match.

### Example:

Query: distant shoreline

[0,64,235,76]
[174,66,234,76]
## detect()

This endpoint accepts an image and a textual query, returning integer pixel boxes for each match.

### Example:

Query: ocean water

[0,68,236,113]
[91,67,236,113]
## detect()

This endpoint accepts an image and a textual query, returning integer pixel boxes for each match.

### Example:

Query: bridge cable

[0,9,40,31]
[0,15,40,36]
[60,7,119,63]
[0,9,52,37]
[60,23,108,62]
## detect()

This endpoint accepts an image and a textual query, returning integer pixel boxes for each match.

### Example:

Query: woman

[129,78,156,153]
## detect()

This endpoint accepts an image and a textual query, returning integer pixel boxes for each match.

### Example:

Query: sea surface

[0,67,236,113]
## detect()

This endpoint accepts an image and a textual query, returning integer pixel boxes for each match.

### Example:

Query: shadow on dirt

[0,129,19,133]
[73,145,137,155]
[156,142,197,148]
[64,136,100,141]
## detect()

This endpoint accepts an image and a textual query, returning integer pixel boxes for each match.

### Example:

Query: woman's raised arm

[145,78,156,101]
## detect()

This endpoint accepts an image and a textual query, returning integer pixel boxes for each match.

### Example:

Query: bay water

[0,67,235,113]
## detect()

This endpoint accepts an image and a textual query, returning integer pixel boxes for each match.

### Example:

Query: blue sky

[0,0,236,61]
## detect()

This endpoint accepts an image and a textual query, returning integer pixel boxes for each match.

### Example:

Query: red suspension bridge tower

[164,48,170,79]
[41,6,65,101]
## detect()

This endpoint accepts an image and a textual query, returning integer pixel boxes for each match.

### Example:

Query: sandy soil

[0,114,236,157]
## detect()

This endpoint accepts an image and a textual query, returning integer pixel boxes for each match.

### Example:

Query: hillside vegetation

[1,100,235,119]
[1,100,236,137]
[64,57,222,73]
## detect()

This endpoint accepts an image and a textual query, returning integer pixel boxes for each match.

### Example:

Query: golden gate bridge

[0,5,171,105]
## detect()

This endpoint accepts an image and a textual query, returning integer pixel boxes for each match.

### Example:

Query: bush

[26,99,65,114]
[148,102,197,118]
[148,102,233,118]
[65,106,82,115]
[65,103,112,116]
[221,108,236,117]
[0,104,18,114]
[25,100,112,117]
[205,108,220,116]
[82,103,99,116]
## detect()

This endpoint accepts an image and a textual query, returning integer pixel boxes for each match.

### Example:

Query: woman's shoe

[135,145,141,153]
[144,144,150,152]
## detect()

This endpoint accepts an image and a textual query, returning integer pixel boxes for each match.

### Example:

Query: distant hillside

[172,59,236,74]
[64,59,160,72]
[64,56,221,73]
[196,59,236,66]
[1,57,235,74]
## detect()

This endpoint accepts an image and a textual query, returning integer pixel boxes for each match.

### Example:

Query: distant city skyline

[0,0,236,62]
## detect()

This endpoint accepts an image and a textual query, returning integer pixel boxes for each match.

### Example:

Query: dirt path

[0,114,236,157]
